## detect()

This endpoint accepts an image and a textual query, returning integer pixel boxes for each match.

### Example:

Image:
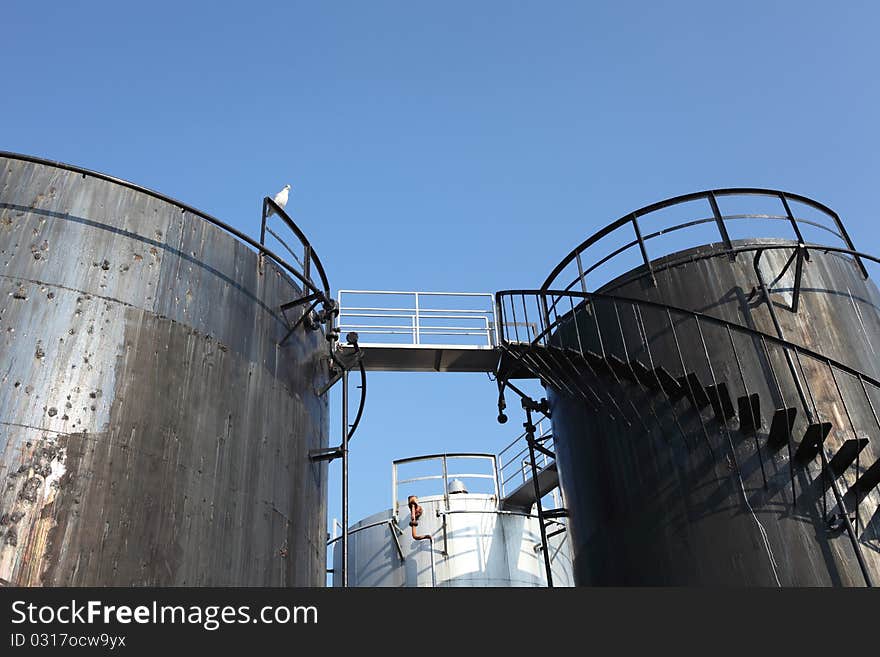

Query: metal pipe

[342,370,349,588]
[407,496,436,587]
[407,496,431,541]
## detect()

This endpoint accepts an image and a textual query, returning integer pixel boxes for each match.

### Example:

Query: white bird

[267,184,291,216]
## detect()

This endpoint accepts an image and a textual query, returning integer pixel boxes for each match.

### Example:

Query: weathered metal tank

[496,189,880,585]
[0,153,331,586]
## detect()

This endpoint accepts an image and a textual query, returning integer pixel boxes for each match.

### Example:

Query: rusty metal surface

[0,156,329,586]
[548,242,880,585]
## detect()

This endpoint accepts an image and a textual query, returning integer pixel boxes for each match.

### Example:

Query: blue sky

[4,2,879,542]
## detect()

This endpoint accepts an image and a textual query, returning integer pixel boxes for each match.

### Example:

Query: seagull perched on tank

[267,184,291,216]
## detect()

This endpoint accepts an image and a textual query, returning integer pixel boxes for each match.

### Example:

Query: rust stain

[0,435,69,586]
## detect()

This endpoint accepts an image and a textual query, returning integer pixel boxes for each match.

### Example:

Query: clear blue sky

[4,2,879,542]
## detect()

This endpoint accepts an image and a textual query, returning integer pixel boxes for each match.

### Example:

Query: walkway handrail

[337,290,497,347]
[541,187,866,294]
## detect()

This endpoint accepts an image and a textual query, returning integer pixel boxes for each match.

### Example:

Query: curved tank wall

[548,240,880,585]
[0,155,330,586]
[332,494,573,587]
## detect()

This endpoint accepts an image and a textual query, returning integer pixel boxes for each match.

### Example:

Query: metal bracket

[791,244,806,313]
[281,291,323,314]
[521,396,551,416]
[318,349,365,396]
[388,521,405,562]
[527,438,556,461]
[310,446,343,463]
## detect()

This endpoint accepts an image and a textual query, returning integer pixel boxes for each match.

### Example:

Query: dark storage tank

[496,189,880,586]
[0,153,330,586]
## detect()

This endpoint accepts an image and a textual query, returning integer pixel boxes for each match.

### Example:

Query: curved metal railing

[541,188,867,306]
[261,195,331,301]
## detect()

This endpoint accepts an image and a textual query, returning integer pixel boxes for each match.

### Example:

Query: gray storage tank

[496,189,880,586]
[0,153,332,586]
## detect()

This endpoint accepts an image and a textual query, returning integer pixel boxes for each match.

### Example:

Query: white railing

[337,290,498,348]
[391,453,500,521]
[497,419,554,497]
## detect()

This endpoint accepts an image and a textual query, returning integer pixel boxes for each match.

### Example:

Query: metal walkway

[336,290,505,373]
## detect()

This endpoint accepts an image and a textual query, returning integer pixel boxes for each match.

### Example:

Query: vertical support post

[829,209,868,279]
[495,293,506,346]
[779,193,806,245]
[341,369,349,588]
[526,408,553,588]
[259,198,268,273]
[491,293,501,346]
[576,252,587,293]
[441,454,449,511]
[707,191,734,259]
[391,461,398,522]
[414,292,420,345]
[303,244,312,283]
[540,294,551,343]
[791,246,805,313]
[631,214,656,286]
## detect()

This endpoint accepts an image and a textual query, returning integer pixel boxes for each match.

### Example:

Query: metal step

[737,394,762,434]
[853,458,880,494]
[828,438,869,477]
[545,526,567,539]
[654,366,683,398]
[630,359,659,389]
[678,373,710,409]
[542,346,592,403]
[706,382,736,422]
[563,347,600,383]
[767,407,797,448]
[585,350,612,376]
[607,354,636,382]
[794,422,832,464]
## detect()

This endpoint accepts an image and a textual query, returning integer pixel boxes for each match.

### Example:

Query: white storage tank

[332,453,573,587]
